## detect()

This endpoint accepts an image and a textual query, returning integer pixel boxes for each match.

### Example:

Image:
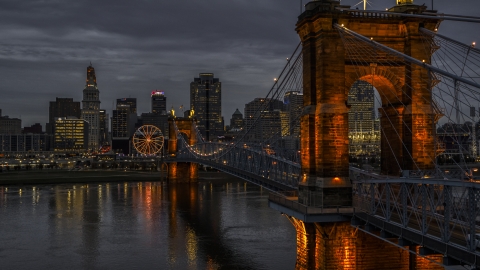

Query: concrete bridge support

[287,217,444,270]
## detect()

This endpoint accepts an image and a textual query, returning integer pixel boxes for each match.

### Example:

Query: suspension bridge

[164,0,480,268]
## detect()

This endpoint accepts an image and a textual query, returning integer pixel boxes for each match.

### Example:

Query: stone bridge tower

[297,0,441,207]
[167,117,198,182]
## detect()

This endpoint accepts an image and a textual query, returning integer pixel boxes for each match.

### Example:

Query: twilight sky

[0,0,478,128]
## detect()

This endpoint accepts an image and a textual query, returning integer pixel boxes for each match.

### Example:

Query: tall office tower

[255,110,289,143]
[151,91,167,115]
[229,109,244,131]
[99,110,109,146]
[283,91,303,136]
[347,80,378,156]
[0,110,22,134]
[47,98,81,134]
[81,64,101,151]
[190,73,223,141]
[54,117,89,152]
[243,98,284,142]
[111,102,137,154]
[116,98,137,114]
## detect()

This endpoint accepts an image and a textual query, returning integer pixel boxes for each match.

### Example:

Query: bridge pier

[286,217,444,270]
[167,162,198,182]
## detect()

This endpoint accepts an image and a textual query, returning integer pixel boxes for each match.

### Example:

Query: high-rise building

[0,110,22,135]
[347,80,379,156]
[99,110,109,146]
[151,91,167,115]
[111,101,137,154]
[54,117,89,152]
[283,91,303,136]
[116,98,137,114]
[47,98,81,134]
[243,98,284,142]
[190,73,223,141]
[81,65,101,151]
[229,109,244,132]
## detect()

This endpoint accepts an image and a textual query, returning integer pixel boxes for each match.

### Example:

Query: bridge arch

[296,1,439,207]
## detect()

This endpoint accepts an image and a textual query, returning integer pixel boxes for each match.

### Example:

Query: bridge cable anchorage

[335,7,480,23]
[336,24,480,179]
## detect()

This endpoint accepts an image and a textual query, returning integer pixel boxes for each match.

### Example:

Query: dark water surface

[0,176,296,270]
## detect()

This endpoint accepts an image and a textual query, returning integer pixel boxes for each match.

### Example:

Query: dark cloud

[0,0,478,127]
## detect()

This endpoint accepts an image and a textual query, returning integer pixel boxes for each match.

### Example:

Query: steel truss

[352,167,480,266]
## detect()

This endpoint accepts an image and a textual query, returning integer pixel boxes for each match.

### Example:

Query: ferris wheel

[132,125,164,155]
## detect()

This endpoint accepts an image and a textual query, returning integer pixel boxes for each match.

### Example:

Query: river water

[0,175,297,270]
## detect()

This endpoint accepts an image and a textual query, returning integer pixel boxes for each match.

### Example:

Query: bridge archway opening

[347,79,381,172]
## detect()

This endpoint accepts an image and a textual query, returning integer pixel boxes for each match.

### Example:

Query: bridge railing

[351,167,480,264]
[176,142,302,189]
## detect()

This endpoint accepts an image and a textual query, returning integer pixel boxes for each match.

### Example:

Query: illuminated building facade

[47,98,81,134]
[347,80,380,157]
[81,65,101,151]
[190,73,223,141]
[53,117,89,152]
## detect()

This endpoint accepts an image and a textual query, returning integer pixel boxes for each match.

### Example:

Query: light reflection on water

[0,178,296,269]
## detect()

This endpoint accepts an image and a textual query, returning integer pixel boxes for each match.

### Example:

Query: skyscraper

[111,100,137,154]
[151,91,167,115]
[81,65,101,151]
[47,98,81,134]
[283,91,303,137]
[190,73,223,141]
[116,98,137,114]
[243,98,284,142]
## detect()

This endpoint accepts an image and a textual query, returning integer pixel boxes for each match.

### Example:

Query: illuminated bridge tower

[168,117,198,182]
[297,0,440,207]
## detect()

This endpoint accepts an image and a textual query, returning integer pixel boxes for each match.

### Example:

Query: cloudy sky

[0,0,478,128]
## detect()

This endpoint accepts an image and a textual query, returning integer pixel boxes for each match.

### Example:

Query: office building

[47,98,81,134]
[117,98,137,114]
[151,91,167,115]
[243,98,284,142]
[190,73,223,141]
[283,91,303,137]
[229,109,244,132]
[81,64,101,151]
[0,110,22,135]
[99,110,109,147]
[53,117,89,152]
[0,134,51,152]
[111,101,137,154]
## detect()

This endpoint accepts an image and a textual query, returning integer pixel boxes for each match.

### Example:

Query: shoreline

[0,169,241,186]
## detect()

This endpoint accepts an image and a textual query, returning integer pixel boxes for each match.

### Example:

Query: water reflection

[0,179,296,269]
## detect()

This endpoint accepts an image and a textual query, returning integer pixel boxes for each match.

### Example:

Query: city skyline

[0,0,479,127]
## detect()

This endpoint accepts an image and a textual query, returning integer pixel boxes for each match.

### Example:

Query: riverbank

[0,169,238,185]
